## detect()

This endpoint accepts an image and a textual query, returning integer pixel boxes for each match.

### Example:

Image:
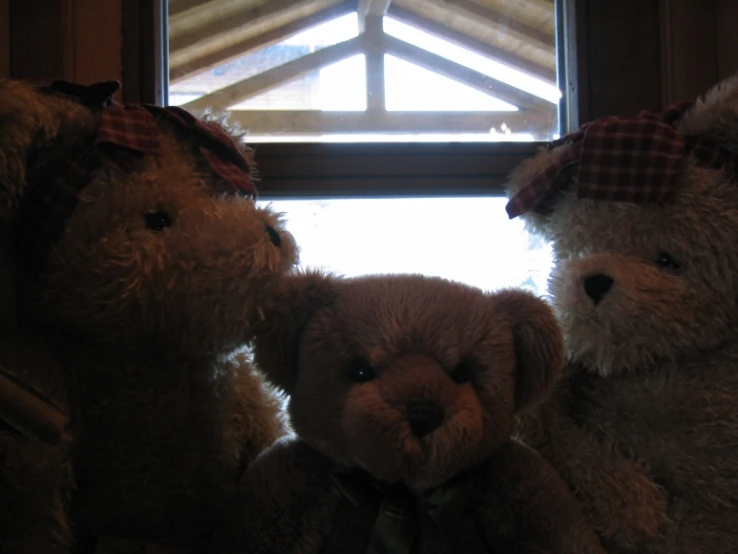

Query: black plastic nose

[265,224,281,248]
[407,401,444,437]
[583,273,614,304]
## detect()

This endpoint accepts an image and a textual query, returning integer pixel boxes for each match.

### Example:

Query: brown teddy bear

[0,79,297,553]
[505,75,738,553]
[210,271,606,554]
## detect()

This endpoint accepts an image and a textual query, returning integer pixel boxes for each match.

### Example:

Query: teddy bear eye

[144,211,173,232]
[655,251,680,271]
[451,360,474,384]
[346,358,375,383]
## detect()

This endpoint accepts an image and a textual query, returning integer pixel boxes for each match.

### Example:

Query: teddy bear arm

[477,439,606,554]
[210,437,341,554]
[516,400,670,548]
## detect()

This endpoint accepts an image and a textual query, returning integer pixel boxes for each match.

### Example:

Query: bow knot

[506,100,735,218]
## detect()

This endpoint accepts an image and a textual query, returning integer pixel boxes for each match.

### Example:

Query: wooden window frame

[123,0,578,199]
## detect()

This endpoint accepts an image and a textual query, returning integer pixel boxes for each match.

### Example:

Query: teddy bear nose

[264,224,281,248]
[407,401,445,437]
[583,273,614,304]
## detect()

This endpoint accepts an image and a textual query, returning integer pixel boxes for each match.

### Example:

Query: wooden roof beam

[423,0,555,51]
[387,5,556,84]
[170,1,356,83]
[383,34,555,115]
[357,0,392,110]
[170,0,318,56]
[229,109,554,138]
[169,0,220,19]
[182,35,366,112]
[358,0,392,22]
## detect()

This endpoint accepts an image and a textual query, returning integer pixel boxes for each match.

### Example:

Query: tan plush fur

[508,75,738,553]
[211,272,606,554]
[0,79,297,553]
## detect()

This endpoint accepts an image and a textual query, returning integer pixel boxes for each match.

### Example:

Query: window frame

[128,0,579,199]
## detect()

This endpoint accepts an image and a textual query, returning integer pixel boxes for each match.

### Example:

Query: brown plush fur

[211,272,606,554]
[508,75,738,553]
[0,79,297,553]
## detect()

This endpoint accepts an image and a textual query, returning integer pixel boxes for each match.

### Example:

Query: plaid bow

[14,80,257,275]
[97,103,258,198]
[505,100,737,218]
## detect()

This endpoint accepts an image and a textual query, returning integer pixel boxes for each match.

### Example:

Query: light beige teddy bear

[506,75,738,553]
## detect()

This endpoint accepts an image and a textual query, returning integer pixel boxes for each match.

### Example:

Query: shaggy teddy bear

[210,271,606,554]
[0,79,297,554]
[505,75,738,553]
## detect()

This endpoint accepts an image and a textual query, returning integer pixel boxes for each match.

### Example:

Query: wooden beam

[182,35,365,112]
[387,5,556,84]
[383,35,555,115]
[358,0,392,17]
[169,0,218,19]
[250,142,543,199]
[170,0,316,56]
[423,0,555,51]
[170,1,355,83]
[362,15,386,111]
[230,109,553,137]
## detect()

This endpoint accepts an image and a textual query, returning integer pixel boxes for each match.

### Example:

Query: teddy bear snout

[583,273,614,304]
[406,401,445,437]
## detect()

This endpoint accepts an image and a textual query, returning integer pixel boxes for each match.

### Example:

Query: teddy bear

[504,74,738,553]
[0,78,298,554]
[209,270,607,554]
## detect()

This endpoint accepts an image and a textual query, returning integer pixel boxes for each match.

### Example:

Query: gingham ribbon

[14,80,257,275]
[505,100,737,218]
[97,103,258,198]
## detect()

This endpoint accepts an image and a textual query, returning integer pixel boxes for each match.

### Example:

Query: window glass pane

[166,0,562,143]
[266,196,553,295]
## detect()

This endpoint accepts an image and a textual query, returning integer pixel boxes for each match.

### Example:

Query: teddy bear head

[505,75,738,376]
[253,271,564,491]
[0,79,297,356]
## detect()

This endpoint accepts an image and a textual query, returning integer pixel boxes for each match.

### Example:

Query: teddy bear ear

[0,80,63,219]
[678,74,738,155]
[490,289,566,413]
[253,270,340,393]
[0,79,102,220]
[504,146,574,238]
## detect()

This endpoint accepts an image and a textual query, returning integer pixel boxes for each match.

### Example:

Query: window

[167,0,562,142]
[165,0,566,290]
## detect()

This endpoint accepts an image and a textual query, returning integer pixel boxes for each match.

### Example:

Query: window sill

[252,141,543,198]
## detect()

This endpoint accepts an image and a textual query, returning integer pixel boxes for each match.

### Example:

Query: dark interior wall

[4,0,123,94]
[573,0,738,122]
[1,0,736,119]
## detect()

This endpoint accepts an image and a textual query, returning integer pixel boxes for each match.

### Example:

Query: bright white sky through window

[264,197,554,297]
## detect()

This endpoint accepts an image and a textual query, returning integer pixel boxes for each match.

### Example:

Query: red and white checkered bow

[505,101,737,219]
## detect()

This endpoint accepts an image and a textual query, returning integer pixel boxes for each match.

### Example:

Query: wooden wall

[1,0,737,119]
[571,0,738,123]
